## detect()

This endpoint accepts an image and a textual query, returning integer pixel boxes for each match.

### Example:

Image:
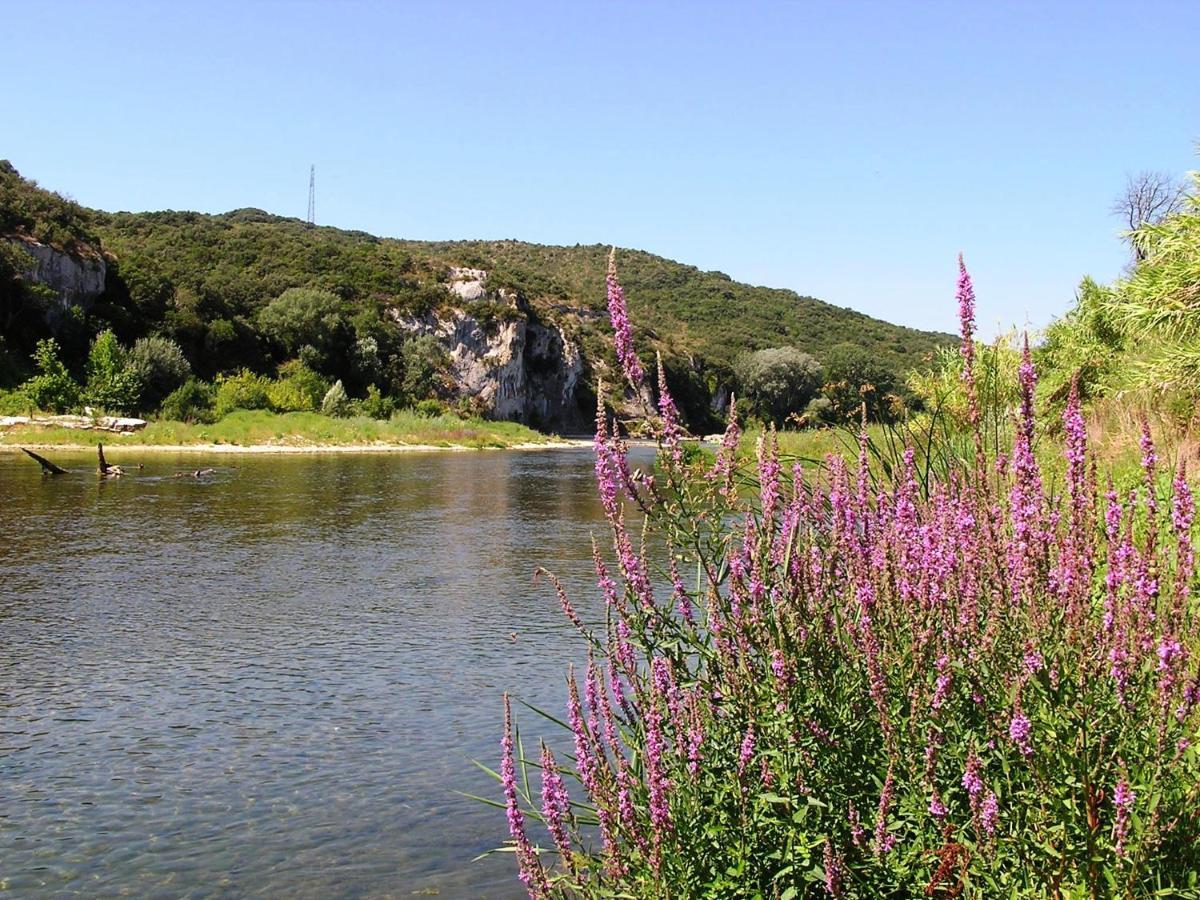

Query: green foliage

[19,337,79,412]
[1038,174,1200,416]
[821,344,904,424]
[414,398,448,417]
[0,160,101,253]
[320,379,351,417]
[83,329,141,413]
[257,287,347,361]
[158,378,216,423]
[213,369,273,418]
[734,347,823,426]
[400,334,450,401]
[128,335,192,411]
[267,359,328,412]
[358,383,395,420]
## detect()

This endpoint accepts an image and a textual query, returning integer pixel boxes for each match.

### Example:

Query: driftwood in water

[21,447,68,475]
[97,442,125,477]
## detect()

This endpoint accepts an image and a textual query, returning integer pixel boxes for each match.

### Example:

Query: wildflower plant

[495,254,1200,897]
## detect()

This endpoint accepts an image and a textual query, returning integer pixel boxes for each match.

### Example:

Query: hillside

[1,161,952,428]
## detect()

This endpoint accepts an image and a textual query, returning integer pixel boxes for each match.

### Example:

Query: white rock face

[445,267,489,302]
[9,238,107,313]
[390,304,585,429]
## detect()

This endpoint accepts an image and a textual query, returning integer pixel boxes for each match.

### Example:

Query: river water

[0,447,630,898]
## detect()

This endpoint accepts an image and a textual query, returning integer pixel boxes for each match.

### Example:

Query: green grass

[0,408,554,450]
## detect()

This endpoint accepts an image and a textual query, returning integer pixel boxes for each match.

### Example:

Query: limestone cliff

[8,237,107,315]
[390,268,585,430]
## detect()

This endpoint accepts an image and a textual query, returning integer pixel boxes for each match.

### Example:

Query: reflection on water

[0,447,631,897]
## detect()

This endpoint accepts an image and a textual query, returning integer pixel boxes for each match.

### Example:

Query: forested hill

[1,161,952,426]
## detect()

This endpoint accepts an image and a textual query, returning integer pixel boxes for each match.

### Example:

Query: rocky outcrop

[0,414,146,433]
[7,237,107,316]
[389,271,585,430]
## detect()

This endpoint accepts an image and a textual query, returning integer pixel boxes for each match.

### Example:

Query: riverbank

[0,408,588,454]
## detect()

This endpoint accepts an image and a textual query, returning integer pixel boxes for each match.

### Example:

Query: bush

[358,383,395,420]
[20,337,79,412]
[267,360,328,412]
[159,378,215,423]
[128,335,192,411]
[495,259,1200,897]
[413,398,447,418]
[213,369,273,418]
[734,347,823,426]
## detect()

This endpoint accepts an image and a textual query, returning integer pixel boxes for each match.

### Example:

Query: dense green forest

[0,160,952,427]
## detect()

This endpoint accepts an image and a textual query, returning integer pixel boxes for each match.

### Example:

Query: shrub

[495,257,1200,897]
[19,337,79,412]
[159,378,215,423]
[413,398,447,418]
[358,383,395,420]
[733,347,823,426]
[213,369,273,418]
[128,335,192,411]
[267,360,328,412]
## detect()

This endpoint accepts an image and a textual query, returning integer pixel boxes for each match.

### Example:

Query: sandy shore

[1,438,594,455]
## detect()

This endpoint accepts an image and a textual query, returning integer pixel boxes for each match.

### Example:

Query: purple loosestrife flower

[980,791,999,837]
[929,790,947,820]
[932,654,952,710]
[539,744,577,877]
[1009,711,1034,758]
[962,753,985,802]
[669,556,694,625]
[502,695,550,897]
[771,648,791,691]
[706,397,741,499]
[757,429,782,528]
[644,703,672,871]
[956,255,984,470]
[605,250,645,392]
[823,839,844,898]
[874,768,897,855]
[848,802,865,848]
[1113,777,1135,858]
[737,724,757,779]
[655,353,685,467]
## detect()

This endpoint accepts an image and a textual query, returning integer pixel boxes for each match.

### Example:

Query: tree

[84,329,140,413]
[1113,171,1188,261]
[128,335,192,411]
[733,347,823,427]
[20,337,79,412]
[821,344,902,423]
[257,287,347,362]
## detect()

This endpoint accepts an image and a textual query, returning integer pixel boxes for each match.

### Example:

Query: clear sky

[6,1,1198,335]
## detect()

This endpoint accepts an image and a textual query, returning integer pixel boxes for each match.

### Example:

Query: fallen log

[21,447,68,475]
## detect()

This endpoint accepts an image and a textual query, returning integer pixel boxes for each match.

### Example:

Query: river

[0,447,633,898]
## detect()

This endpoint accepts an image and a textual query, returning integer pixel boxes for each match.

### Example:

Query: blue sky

[6,1,1197,335]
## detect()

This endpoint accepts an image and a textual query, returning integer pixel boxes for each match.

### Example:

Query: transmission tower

[306,165,315,226]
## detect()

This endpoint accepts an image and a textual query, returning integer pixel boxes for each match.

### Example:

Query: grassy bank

[0,408,561,451]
